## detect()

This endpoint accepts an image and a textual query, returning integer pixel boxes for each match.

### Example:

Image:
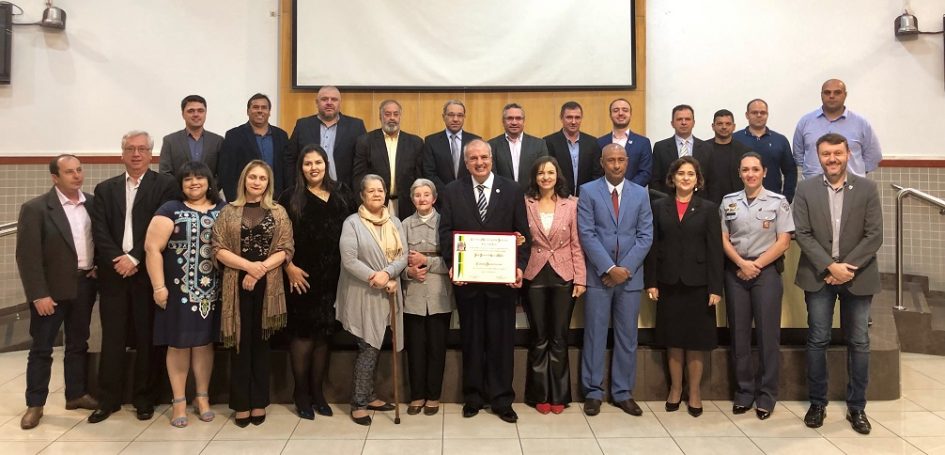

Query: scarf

[358,204,403,263]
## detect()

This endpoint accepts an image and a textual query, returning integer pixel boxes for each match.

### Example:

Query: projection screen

[293,0,636,90]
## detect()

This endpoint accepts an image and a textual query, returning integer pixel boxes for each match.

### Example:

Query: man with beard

[704,109,751,204]
[353,99,424,218]
[488,103,548,191]
[597,98,651,187]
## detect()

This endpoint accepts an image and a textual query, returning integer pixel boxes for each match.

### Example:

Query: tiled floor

[3,350,945,454]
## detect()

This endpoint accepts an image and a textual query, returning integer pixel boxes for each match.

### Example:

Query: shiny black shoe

[756,409,772,420]
[495,407,518,423]
[583,399,602,416]
[366,402,395,412]
[87,406,120,424]
[462,404,481,418]
[135,406,154,421]
[665,399,682,412]
[350,412,372,426]
[733,404,751,415]
[234,415,251,428]
[613,399,643,416]
[297,407,314,420]
[804,405,826,428]
[687,403,703,417]
[846,410,872,434]
[313,404,333,417]
[250,414,266,426]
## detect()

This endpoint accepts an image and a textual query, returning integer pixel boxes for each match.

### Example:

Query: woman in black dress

[280,144,356,419]
[644,156,722,418]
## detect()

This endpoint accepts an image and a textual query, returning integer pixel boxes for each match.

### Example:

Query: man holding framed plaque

[577,144,653,417]
[439,139,530,424]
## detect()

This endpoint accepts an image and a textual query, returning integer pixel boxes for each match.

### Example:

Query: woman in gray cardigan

[401,179,454,416]
[335,174,407,426]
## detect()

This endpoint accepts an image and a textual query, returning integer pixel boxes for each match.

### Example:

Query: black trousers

[523,265,574,405]
[97,271,160,410]
[404,312,451,401]
[26,273,97,407]
[455,284,516,410]
[229,284,271,411]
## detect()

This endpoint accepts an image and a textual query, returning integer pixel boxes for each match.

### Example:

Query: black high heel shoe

[665,399,682,412]
[234,414,251,428]
[687,403,703,417]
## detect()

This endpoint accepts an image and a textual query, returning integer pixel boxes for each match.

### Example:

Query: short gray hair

[463,139,492,160]
[360,173,386,192]
[121,130,153,150]
[442,99,465,115]
[410,178,437,199]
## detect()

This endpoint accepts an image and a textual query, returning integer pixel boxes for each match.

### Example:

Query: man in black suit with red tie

[88,131,177,423]
[544,101,603,196]
[438,139,530,424]
[421,99,481,197]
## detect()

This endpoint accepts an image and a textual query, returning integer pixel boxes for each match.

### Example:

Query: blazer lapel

[45,190,77,255]
[601,180,618,226]
[373,132,392,185]
[839,175,857,231]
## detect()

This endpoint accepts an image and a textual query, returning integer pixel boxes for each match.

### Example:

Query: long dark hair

[525,155,570,200]
[288,144,338,220]
[175,161,221,204]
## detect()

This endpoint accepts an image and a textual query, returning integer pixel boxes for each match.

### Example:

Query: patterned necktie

[680,140,691,157]
[476,184,487,222]
[451,134,461,177]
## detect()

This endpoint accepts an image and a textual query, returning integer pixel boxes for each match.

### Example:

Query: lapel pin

[495,188,501,194]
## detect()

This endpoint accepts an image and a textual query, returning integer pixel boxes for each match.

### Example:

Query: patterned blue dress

[153,200,225,347]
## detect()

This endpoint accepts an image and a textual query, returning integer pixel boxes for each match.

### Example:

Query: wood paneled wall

[278,0,646,140]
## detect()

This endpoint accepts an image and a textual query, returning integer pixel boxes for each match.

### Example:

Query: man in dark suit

[577,144,653,417]
[88,131,178,423]
[421,99,481,196]
[651,104,712,195]
[793,133,883,435]
[285,85,367,189]
[544,101,602,196]
[438,139,530,424]
[217,93,290,200]
[16,155,99,430]
[352,99,424,218]
[597,98,651,187]
[704,109,751,204]
[158,94,223,177]
[488,103,549,190]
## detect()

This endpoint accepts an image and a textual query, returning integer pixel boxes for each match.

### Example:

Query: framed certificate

[452,231,517,284]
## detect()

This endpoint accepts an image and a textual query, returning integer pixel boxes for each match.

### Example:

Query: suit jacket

[16,188,95,302]
[91,169,178,279]
[644,196,723,294]
[544,130,603,196]
[792,174,883,295]
[650,136,712,195]
[421,129,481,196]
[488,133,549,190]
[158,129,223,177]
[286,113,367,189]
[352,129,424,218]
[217,122,290,200]
[577,178,653,290]
[439,174,531,275]
[597,131,652,188]
[523,196,586,285]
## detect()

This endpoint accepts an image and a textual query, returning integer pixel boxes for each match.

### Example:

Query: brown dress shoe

[65,394,99,411]
[21,407,43,429]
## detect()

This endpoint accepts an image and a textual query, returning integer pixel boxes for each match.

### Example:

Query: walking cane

[388,290,401,424]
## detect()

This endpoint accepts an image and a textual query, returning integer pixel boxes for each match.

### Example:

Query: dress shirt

[447,130,463,177]
[255,126,275,169]
[186,131,203,162]
[675,135,693,158]
[471,172,495,207]
[793,107,882,179]
[54,187,94,270]
[605,179,625,208]
[385,132,400,194]
[733,127,797,202]
[823,176,846,259]
[566,133,580,186]
[320,120,339,179]
[611,129,629,148]
[123,172,141,265]
[506,134,522,181]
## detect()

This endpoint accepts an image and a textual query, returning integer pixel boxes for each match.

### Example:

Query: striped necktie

[476,184,487,222]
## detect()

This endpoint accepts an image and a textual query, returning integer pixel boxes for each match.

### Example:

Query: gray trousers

[724,265,783,411]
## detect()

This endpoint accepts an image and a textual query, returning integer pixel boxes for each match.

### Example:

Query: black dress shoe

[756,409,772,420]
[804,404,826,428]
[297,407,314,420]
[350,412,372,426]
[250,414,266,426]
[366,402,395,412]
[687,403,703,417]
[733,404,751,415]
[495,407,518,423]
[136,407,154,421]
[665,399,682,412]
[462,404,481,418]
[234,415,251,428]
[87,407,119,424]
[583,398,602,416]
[613,399,643,416]
[846,410,872,434]
[313,404,333,417]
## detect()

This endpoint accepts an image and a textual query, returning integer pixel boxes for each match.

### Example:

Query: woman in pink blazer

[523,156,586,414]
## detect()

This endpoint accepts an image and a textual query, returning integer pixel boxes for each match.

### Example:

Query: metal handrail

[892,184,945,310]
[0,222,16,238]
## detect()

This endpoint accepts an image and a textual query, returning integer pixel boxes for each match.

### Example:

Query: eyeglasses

[123,146,152,153]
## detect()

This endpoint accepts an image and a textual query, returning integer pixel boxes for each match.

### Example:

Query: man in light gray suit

[159,94,224,177]
[488,103,548,190]
[792,132,882,435]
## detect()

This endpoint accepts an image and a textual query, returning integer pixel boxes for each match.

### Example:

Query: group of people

[16,78,883,435]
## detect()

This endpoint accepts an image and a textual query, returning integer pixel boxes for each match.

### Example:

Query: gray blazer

[159,129,224,176]
[488,133,549,190]
[792,173,883,295]
[401,210,454,316]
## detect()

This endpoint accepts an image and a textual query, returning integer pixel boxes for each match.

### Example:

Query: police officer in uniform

[720,151,794,420]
